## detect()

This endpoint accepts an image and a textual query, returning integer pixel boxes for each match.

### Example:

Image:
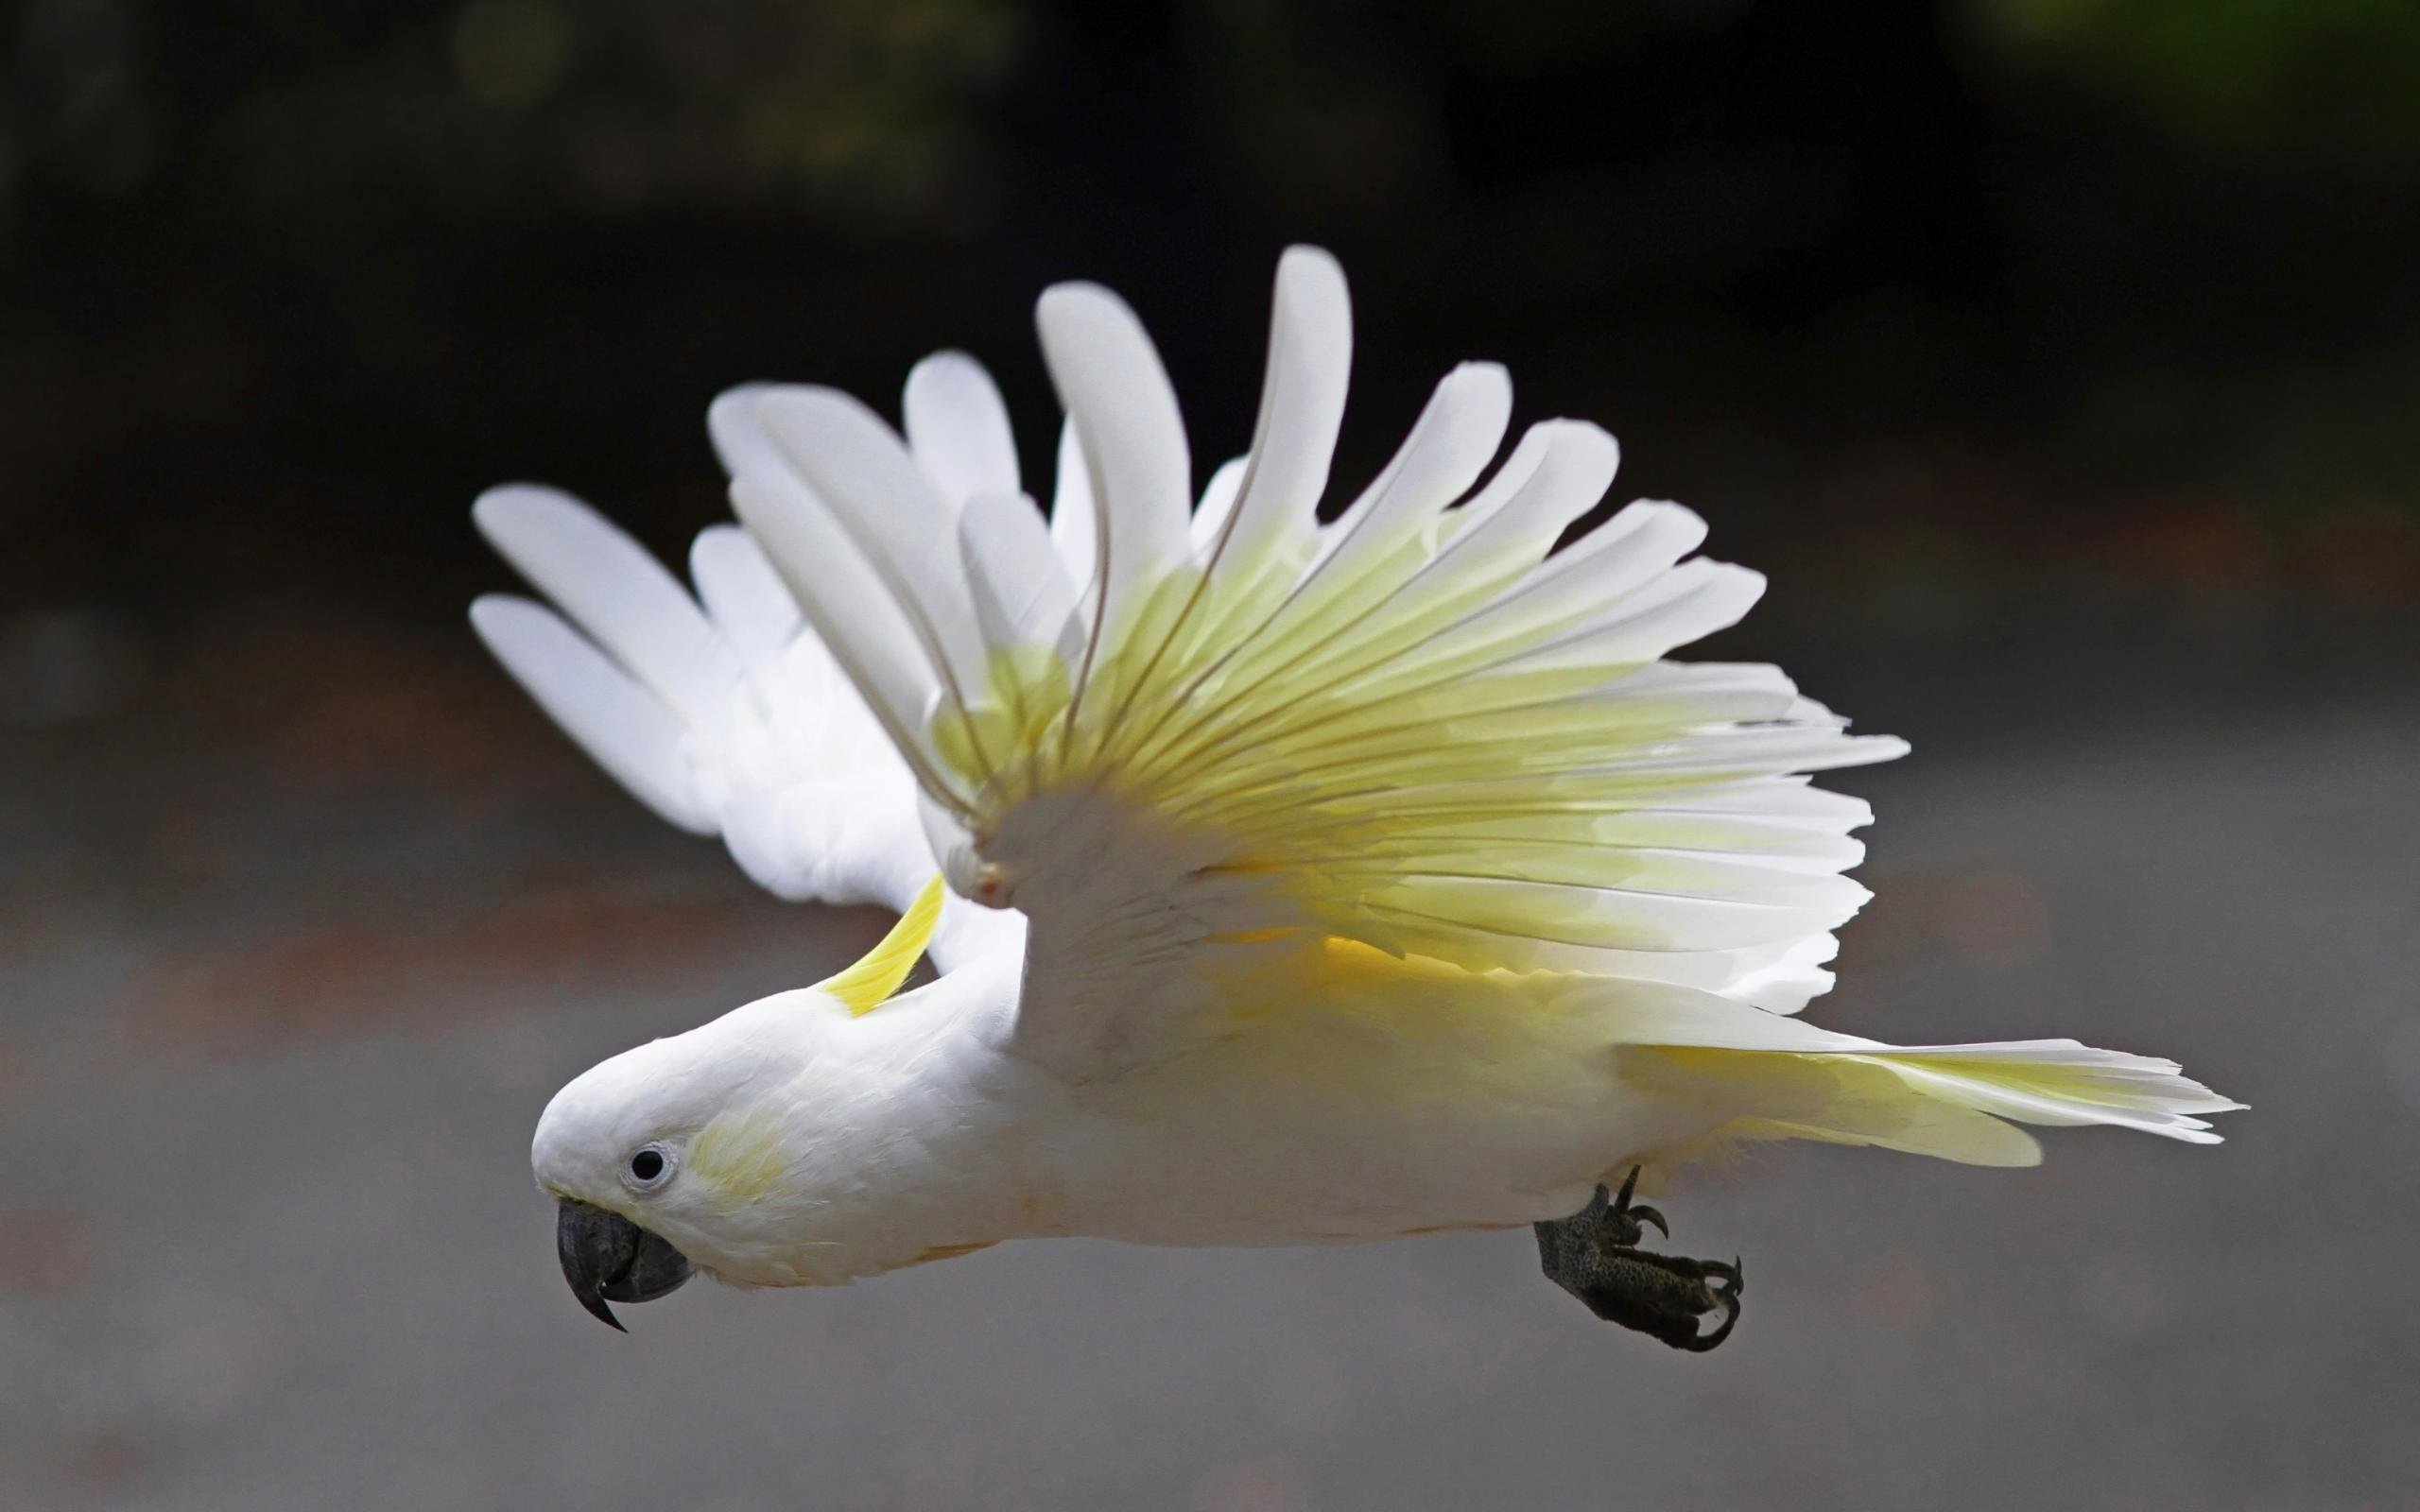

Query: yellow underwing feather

[819,873,946,1016]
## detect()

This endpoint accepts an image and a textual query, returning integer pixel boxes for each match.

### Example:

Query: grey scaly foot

[1533,1167,1744,1351]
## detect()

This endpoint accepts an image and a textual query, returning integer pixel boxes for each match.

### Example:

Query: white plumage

[482,248,2237,1301]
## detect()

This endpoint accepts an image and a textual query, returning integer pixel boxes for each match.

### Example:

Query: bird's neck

[708,959,1070,1287]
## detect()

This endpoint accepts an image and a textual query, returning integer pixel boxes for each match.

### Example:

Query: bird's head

[530,992,829,1329]
[531,882,957,1328]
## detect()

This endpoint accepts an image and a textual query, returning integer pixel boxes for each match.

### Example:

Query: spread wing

[470,352,1061,971]
[729,248,1906,1073]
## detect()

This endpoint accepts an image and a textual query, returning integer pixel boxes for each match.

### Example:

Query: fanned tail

[1615,989,2243,1165]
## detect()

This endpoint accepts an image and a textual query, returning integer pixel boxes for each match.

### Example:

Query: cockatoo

[473,248,2238,1348]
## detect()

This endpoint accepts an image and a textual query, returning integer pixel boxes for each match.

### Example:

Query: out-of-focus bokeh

[4,3,2415,1508]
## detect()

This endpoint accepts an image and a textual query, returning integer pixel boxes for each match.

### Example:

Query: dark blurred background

[6,3,2417,1509]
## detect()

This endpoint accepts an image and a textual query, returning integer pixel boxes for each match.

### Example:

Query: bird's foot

[1533,1167,1743,1352]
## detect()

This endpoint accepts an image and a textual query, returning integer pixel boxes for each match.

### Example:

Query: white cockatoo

[473,248,2238,1346]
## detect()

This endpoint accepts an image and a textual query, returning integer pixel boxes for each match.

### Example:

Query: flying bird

[472,248,2238,1347]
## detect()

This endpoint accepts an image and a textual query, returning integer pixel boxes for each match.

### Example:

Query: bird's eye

[626,1145,670,1187]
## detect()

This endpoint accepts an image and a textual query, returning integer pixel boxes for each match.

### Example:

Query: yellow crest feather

[819,873,945,1016]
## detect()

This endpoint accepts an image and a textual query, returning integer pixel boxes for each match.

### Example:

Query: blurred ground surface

[3,610,2416,1511]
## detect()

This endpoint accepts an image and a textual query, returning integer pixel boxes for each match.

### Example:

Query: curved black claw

[1594,1168,1668,1246]
[1532,1173,1745,1352]
[1673,1256,1744,1353]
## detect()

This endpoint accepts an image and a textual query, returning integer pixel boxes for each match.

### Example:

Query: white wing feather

[903,351,1020,510]
[1035,284,1192,638]
[470,593,718,834]
[472,479,1018,968]
[1205,245,1349,577]
[1048,419,1098,589]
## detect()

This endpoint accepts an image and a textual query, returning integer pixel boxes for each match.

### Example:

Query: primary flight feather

[475,247,2237,1342]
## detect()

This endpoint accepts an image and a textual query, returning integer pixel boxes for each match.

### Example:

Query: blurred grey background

[4,2,2417,1508]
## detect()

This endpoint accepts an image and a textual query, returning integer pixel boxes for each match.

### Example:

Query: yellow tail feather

[1627,1038,2238,1167]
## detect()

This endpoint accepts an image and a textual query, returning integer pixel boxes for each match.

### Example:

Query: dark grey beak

[556,1199,693,1332]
